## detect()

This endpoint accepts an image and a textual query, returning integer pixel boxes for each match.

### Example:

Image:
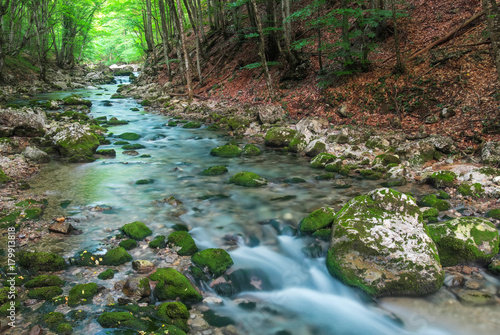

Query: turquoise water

[25,77,453,335]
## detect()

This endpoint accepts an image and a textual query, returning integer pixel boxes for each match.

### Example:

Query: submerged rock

[428,217,499,267]
[229,171,268,187]
[201,165,228,176]
[327,188,444,296]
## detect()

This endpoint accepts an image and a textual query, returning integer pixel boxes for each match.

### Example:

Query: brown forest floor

[156,0,499,152]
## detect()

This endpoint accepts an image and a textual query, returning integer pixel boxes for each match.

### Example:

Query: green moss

[96,149,116,157]
[27,286,63,300]
[479,167,500,176]
[123,143,146,150]
[167,231,198,256]
[150,268,203,304]
[97,311,147,331]
[24,275,64,288]
[182,121,202,129]
[102,247,133,266]
[55,323,73,335]
[419,194,437,207]
[299,207,335,235]
[153,325,187,335]
[210,144,242,157]
[284,177,306,183]
[168,121,178,127]
[19,251,66,272]
[118,132,141,141]
[97,269,115,280]
[437,190,451,199]
[67,283,98,307]
[119,239,138,250]
[69,250,99,267]
[434,199,450,211]
[306,141,327,157]
[114,140,130,145]
[264,127,297,147]
[312,228,332,240]
[24,207,43,220]
[149,235,166,249]
[486,209,500,220]
[422,208,439,219]
[121,221,152,240]
[229,171,268,187]
[156,302,190,332]
[141,99,152,106]
[44,312,66,329]
[62,95,92,107]
[457,183,484,197]
[315,173,335,180]
[288,134,307,153]
[310,153,336,168]
[192,248,233,277]
[227,117,249,132]
[0,301,20,317]
[360,169,383,180]
[325,161,342,173]
[428,171,457,188]
[111,94,126,99]
[242,144,261,156]
[135,178,154,185]
[201,166,228,176]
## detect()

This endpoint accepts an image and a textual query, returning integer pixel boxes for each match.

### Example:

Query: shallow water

[22,76,476,334]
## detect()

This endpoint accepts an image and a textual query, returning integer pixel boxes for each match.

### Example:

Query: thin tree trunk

[391,0,405,73]
[282,0,297,66]
[182,0,203,84]
[174,0,193,99]
[483,0,500,82]
[145,0,157,75]
[158,0,172,80]
[317,4,323,71]
[249,0,274,99]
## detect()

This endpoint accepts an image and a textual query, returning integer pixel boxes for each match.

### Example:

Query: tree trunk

[174,0,193,99]
[249,0,274,99]
[145,0,157,75]
[391,0,405,73]
[158,0,172,80]
[282,0,297,66]
[483,0,500,81]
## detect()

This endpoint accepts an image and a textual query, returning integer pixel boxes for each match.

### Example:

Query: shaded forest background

[0,0,499,150]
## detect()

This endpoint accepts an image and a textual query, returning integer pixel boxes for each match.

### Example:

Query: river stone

[296,116,329,135]
[22,146,50,163]
[122,277,151,298]
[48,221,74,234]
[427,217,500,267]
[482,141,500,166]
[424,135,456,154]
[62,95,92,107]
[48,123,99,162]
[132,260,156,274]
[305,140,327,157]
[457,290,496,306]
[0,107,47,137]
[257,105,283,124]
[327,188,444,297]
[264,127,297,147]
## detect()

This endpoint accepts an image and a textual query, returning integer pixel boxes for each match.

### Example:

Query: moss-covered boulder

[167,231,198,256]
[97,269,115,280]
[305,140,327,157]
[141,99,152,106]
[49,123,100,162]
[486,209,500,220]
[264,127,297,147]
[150,268,202,304]
[43,312,67,330]
[310,153,336,168]
[242,144,261,156]
[288,133,308,153]
[182,121,202,129]
[62,95,92,107]
[156,302,190,332]
[68,283,98,306]
[56,323,73,335]
[19,251,66,272]
[107,117,129,125]
[118,132,141,141]
[27,286,63,300]
[298,207,335,235]
[119,239,137,250]
[149,235,166,249]
[360,169,383,180]
[97,311,147,331]
[96,149,116,157]
[229,171,268,187]
[102,247,133,266]
[418,194,450,211]
[373,154,401,166]
[24,275,64,288]
[121,221,152,240]
[327,188,444,296]
[201,166,228,176]
[210,144,242,158]
[123,143,146,150]
[428,217,499,267]
[457,183,484,197]
[427,171,457,188]
[192,248,233,277]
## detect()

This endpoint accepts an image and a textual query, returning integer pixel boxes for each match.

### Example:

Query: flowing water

[21,76,476,334]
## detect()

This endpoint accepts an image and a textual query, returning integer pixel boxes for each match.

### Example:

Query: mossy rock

[182,121,202,129]
[69,250,99,267]
[284,177,306,184]
[428,217,500,267]
[325,160,343,173]
[51,123,100,162]
[310,153,336,169]
[131,107,140,111]
[242,144,261,156]
[457,183,484,197]
[55,323,73,335]
[0,168,11,184]
[167,231,198,256]
[229,171,268,187]
[264,127,297,147]
[122,143,145,150]
[168,121,178,127]
[107,118,129,126]
[67,283,98,306]
[191,248,233,277]
[437,190,451,199]
[486,209,500,220]
[422,208,439,219]
[156,302,190,332]
[288,133,308,153]
[121,221,152,240]
[201,165,228,176]
[110,94,126,99]
[360,169,383,180]
[327,188,444,297]
[210,144,242,158]
[305,140,327,157]
[19,251,66,272]
[419,194,437,207]
[62,95,92,107]
[44,312,66,329]
[97,311,147,331]
[135,178,154,185]
[458,290,496,306]
[315,173,335,180]
[119,239,138,250]
[373,154,401,166]
[141,99,152,106]
[96,149,116,157]
[102,247,133,266]
[149,235,166,249]
[97,269,115,280]
[114,140,130,145]
[150,268,202,304]
[24,275,64,288]
[428,171,457,188]
[153,325,186,335]
[27,286,63,300]
[434,199,450,211]
[298,207,335,235]
[118,132,141,141]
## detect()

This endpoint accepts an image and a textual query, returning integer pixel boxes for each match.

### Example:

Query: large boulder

[428,217,499,267]
[482,142,500,166]
[264,127,297,147]
[0,107,47,137]
[48,123,99,162]
[295,116,329,135]
[257,105,284,124]
[327,188,444,297]
[22,146,50,163]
